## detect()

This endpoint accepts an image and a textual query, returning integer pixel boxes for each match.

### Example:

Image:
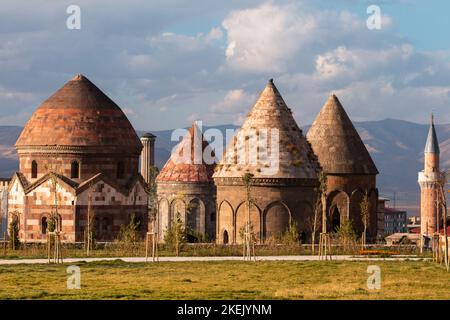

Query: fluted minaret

[418,114,441,236]
[140,133,156,185]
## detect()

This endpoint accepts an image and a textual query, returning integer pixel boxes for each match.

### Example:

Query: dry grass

[0,242,424,259]
[0,260,448,300]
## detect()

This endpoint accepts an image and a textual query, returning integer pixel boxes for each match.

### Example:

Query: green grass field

[0,260,448,299]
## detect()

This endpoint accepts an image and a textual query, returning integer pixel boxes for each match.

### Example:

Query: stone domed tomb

[306,94,378,240]
[156,122,216,242]
[8,75,148,242]
[213,79,321,244]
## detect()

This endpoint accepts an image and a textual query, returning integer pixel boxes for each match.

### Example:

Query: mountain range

[1,119,448,216]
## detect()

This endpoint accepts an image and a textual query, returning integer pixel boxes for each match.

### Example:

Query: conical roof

[306,94,378,175]
[424,114,440,154]
[213,79,320,179]
[156,122,215,183]
[16,74,141,153]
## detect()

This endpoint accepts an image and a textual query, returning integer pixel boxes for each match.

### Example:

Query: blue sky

[0,0,449,130]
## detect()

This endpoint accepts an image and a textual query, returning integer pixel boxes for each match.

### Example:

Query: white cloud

[1,0,450,131]
[208,89,255,125]
[205,27,223,43]
[222,3,317,73]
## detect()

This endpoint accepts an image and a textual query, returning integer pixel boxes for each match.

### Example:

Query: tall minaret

[418,114,441,236]
[140,132,156,185]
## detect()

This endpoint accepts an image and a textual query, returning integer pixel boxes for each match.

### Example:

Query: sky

[1,0,450,131]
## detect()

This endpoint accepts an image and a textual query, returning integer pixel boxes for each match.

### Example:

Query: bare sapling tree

[146,165,159,261]
[46,170,63,263]
[438,170,449,271]
[318,171,331,259]
[242,172,256,261]
[85,181,95,256]
[308,172,326,254]
[360,190,370,249]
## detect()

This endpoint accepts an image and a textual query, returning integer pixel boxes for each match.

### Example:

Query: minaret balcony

[418,171,443,184]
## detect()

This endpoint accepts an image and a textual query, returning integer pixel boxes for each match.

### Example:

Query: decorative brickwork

[8,75,148,243]
[156,123,216,241]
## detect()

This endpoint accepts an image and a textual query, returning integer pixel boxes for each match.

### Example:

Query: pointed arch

[170,198,186,224]
[217,200,234,244]
[327,189,350,231]
[263,201,290,242]
[158,197,170,240]
[187,197,205,234]
[235,201,261,243]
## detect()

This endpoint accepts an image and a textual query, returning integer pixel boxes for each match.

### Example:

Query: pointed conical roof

[424,114,440,154]
[306,94,378,175]
[213,79,320,179]
[16,74,141,152]
[156,123,215,183]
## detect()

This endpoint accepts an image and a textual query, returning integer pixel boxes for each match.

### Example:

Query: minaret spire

[418,112,441,236]
[424,113,440,154]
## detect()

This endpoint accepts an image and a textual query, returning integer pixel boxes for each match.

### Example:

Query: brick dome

[306,94,378,175]
[156,123,215,183]
[16,74,141,153]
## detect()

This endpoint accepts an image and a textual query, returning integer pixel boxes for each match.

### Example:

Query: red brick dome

[16,74,141,153]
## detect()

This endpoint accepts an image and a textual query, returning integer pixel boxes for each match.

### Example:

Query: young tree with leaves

[164,209,186,256]
[8,212,20,250]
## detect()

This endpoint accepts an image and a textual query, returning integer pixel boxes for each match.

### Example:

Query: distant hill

[1,119,448,215]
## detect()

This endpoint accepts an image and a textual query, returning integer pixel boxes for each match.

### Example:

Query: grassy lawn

[0,260,448,299]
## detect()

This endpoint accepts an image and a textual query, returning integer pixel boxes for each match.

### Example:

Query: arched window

[41,217,48,234]
[71,161,80,179]
[31,161,38,178]
[331,206,340,232]
[223,230,229,244]
[117,161,125,179]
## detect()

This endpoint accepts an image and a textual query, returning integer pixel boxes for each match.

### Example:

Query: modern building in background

[0,178,10,238]
[377,197,389,239]
[384,207,408,235]
[407,216,421,233]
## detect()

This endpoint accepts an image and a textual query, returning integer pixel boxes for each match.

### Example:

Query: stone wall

[215,180,318,244]
[157,182,216,242]
[326,174,378,240]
